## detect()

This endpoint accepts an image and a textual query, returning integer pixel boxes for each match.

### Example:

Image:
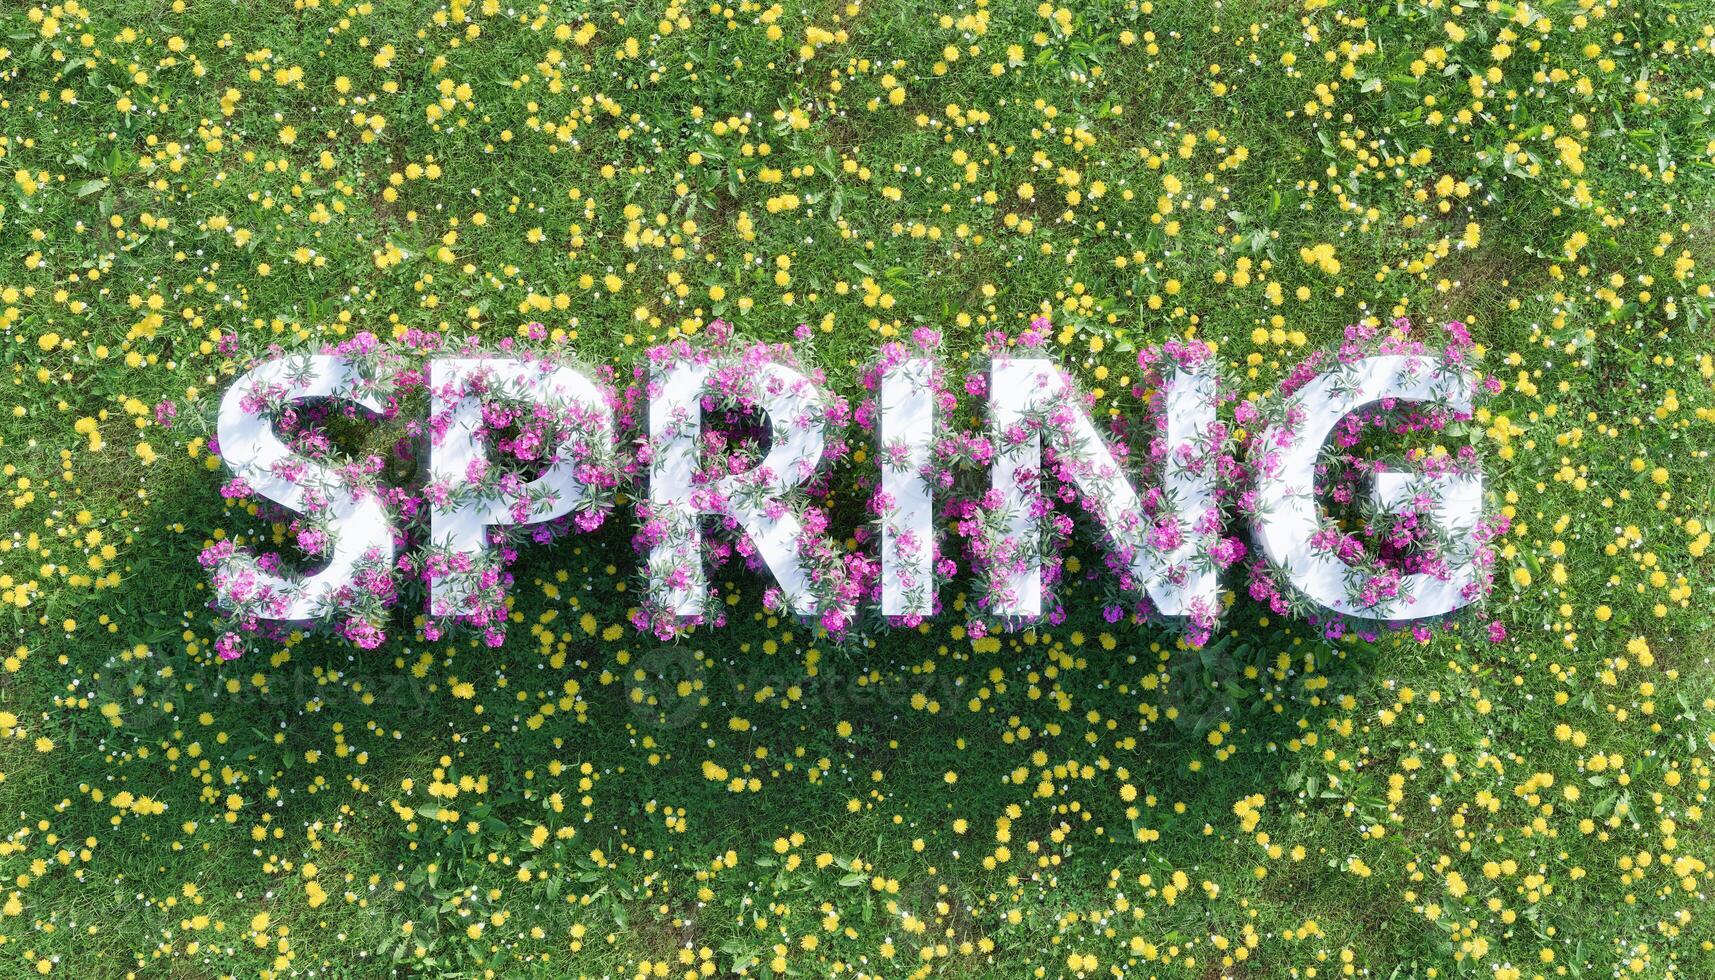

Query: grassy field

[2,0,1715,976]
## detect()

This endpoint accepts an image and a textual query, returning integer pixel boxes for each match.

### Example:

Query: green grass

[2,0,1715,976]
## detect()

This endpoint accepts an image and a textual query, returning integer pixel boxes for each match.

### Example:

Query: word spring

[203,319,1505,658]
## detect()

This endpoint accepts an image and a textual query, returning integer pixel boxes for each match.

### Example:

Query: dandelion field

[3,0,1715,976]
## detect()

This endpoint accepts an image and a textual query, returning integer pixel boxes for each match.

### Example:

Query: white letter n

[988,357,1221,624]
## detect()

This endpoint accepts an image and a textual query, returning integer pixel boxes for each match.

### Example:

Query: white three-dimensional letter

[1251,354,1482,619]
[879,358,935,616]
[989,358,1221,621]
[428,357,614,613]
[216,354,393,620]
[649,357,835,618]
